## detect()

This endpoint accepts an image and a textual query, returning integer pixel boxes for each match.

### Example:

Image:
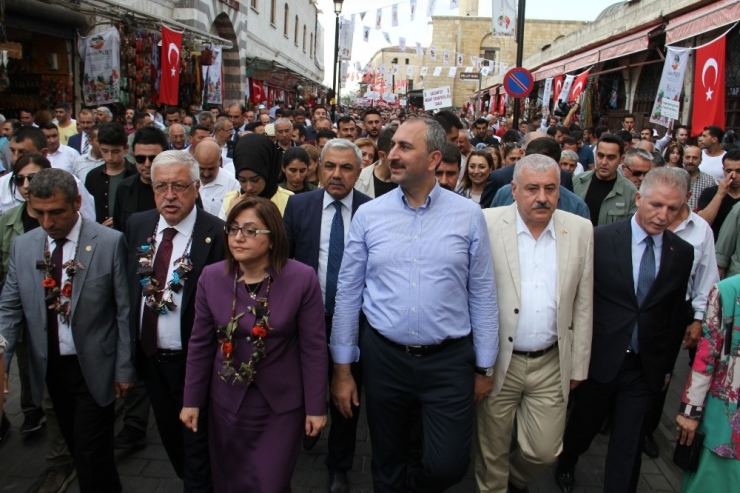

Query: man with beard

[683,146,714,212]
[471,118,499,148]
[274,118,298,167]
[697,148,740,239]
[337,116,357,142]
[361,109,383,145]
[435,141,462,191]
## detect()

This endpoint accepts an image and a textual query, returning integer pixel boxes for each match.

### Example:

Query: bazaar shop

[246,59,328,110]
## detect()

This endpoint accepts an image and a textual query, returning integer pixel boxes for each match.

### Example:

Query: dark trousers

[16,328,42,418]
[559,355,655,493]
[45,355,120,493]
[362,322,475,493]
[135,343,212,493]
[326,314,363,473]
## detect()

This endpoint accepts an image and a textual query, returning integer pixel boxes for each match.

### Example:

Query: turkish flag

[250,79,265,104]
[553,75,565,102]
[160,25,183,105]
[692,36,726,135]
[498,92,507,115]
[569,69,590,101]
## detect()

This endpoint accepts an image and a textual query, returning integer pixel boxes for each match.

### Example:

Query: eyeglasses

[504,142,522,149]
[624,165,649,178]
[14,173,36,186]
[224,225,271,237]
[134,154,158,164]
[152,181,197,194]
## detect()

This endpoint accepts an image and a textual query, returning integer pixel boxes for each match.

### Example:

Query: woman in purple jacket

[181,196,327,492]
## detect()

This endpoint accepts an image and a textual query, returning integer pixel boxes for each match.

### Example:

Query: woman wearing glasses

[181,197,327,492]
[219,133,293,219]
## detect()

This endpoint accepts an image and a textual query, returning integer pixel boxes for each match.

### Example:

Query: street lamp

[332,0,344,106]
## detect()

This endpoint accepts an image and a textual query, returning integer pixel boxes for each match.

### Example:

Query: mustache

[328,178,346,186]
[532,201,551,210]
[161,200,182,208]
[390,160,405,169]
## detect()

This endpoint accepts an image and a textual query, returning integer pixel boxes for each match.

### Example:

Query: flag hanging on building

[407,65,414,76]
[456,53,463,67]
[160,25,183,105]
[552,75,564,102]
[427,0,437,17]
[492,0,517,38]
[557,75,575,104]
[429,45,437,61]
[416,42,424,56]
[392,4,399,27]
[650,46,689,128]
[339,19,353,60]
[692,36,726,134]
[363,27,370,42]
[250,79,266,104]
[399,37,406,52]
[443,50,450,65]
[433,66,442,77]
[376,9,382,29]
[569,69,590,101]
[542,77,553,111]
[410,0,417,20]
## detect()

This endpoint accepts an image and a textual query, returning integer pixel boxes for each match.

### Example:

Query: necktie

[631,236,656,353]
[325,201,344,314]
[81,134,90,155]
[47,238,67,359]
[141,227,177,357]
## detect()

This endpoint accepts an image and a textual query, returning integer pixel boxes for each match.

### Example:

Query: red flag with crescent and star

[553,75,565,102]
[569,69,590,101]
[160,25,183,105]
[250,79,266,104]
[691,36,725,135]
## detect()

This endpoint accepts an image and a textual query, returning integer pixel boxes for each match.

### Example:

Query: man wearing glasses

[621,148,654,190]
[125,150,223,490]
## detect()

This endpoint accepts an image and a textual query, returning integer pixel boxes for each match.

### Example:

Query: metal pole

[333,13,340,105]
[512,0,526,129]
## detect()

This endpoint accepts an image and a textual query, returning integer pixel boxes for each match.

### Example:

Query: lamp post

[332,0,344,106]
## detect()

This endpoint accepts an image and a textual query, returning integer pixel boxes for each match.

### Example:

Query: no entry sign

[503,67,534,98]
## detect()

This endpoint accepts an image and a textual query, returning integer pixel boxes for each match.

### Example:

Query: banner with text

[492,0,517,38]
[78,27,121,105]
[649,46,689,128]
[202,45,223,106]
[339,19,353,61]
[423,86,453,109]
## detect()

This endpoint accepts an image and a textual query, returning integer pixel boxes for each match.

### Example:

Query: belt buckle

[405,345,423,356]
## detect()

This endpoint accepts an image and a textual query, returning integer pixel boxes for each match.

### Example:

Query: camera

[554,101,575,118]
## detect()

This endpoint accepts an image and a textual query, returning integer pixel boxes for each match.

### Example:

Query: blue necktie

[325,201,344,314]
[631,236,655,353]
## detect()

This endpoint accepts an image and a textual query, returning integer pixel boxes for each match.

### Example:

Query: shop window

[294,15,299,46]
[303,25,307,52]
[725,26,740,129]
[481,48,499,74]
[250,0,257,11]
[284,4,289,37]
[270,0,276,26]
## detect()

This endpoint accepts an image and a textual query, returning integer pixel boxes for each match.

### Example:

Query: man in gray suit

[0,168,135,493]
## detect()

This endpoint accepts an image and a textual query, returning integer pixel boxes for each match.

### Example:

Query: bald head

[168,123,187,150]
[522,131,547,150]
[194,138,222,184]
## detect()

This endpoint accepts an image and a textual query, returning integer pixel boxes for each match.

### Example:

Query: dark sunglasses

[504,142,522,149]
[624,165,649,178]
[134,154,158,164]
[14,173,36,186]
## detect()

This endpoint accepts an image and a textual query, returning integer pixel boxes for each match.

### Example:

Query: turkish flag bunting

[692,36,726,135]
[250,79,265,104]
[160,25,183,105]
[569,70,590,101]
[553,75,565,102]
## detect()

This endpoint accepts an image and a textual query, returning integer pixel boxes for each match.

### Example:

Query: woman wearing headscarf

[218,133,293,219]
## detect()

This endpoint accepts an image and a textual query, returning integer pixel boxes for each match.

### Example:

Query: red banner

[160,26,183,105]
[692,36,726,135]
[553,75,564,102]
[250,79,266,104]
[569,70,590,101]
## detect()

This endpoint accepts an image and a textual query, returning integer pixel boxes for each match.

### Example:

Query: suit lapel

[614,222,638,306]
[183,210,217,310]
[70,221,96,316]
[555,213,570,304]
[308,191,324,268]
[501,208,521,300]
[33,232,49,328]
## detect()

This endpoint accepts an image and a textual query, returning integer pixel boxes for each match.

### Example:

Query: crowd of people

[0,98,737,493]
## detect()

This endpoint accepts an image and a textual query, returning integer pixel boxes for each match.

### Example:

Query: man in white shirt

[699,125,727,182]
[72,125,105,183]
[194,139,239,216]
[479,154,594,493]
[40,123,80,174]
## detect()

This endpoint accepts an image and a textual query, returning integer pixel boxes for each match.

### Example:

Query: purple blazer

[183,259,328,416]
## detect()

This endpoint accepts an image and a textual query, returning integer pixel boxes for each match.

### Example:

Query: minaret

[460,0,479,17]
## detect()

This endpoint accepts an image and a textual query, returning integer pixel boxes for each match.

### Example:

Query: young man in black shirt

[697,149,740,240]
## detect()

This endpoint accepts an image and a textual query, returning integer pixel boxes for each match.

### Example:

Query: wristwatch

[475,366,494,377]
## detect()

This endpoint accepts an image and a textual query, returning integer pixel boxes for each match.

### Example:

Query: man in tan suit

[476,154,594,493]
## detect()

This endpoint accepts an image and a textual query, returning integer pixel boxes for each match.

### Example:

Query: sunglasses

[504,142,522,149]
[134,154,158,164]
[14,173,36,186]
[624,165,649,178]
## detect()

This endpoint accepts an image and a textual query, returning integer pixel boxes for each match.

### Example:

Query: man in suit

[477,155,594,493]
[125,150,224,492]
[0,168,135,492]
[67,109,95,155]
[283,138,371,493]
[480,134,574,208]
[555,167,694,493]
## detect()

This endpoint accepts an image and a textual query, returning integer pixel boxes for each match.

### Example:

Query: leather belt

[371,326,460,357]
[512,342,558,359]
[155,348,185,362]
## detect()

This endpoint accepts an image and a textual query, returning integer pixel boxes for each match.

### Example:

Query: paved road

[0,352,690,492]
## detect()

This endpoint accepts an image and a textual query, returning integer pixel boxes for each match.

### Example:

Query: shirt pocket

[605,203,629,224]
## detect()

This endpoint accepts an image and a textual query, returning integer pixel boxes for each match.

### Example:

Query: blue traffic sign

[503,67,534,98]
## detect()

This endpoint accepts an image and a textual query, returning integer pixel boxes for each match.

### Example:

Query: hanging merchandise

[77,27,121,106]
[118,27,156,110]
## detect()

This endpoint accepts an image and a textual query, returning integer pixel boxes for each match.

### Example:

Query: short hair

[292,124,306,139]
[190,124,211,136]
[165,106,181,116]
[214,117,231,131]
[224,197,288,274]
[78,109,94,118]
[502,130,521,144]
[337,115,355,126]
[28,168,79,206]
[39,122,59,133]
[704,125,724,141]
[623,113,635,122]
[11,126,47,151]
[474,117,489,127]
[671,167,692,193]
[320,138,362,168]
[639,166,687,198]
[525,136,562,162]
[598,133,626,155]
[96,107,113,118]
[228,102,246,113]
[316,129,337,141]
[132,126,169,152]
[245,121,264,132]
[615,130,634,144]
[570,130,584,141]
[675,124,689,134]
[132,112,149,127]
[282,109,294,118]
[300,143,319,162]
[5,119,21,133]
[723,148,740,164]
[363,108,381,121]
[282,146,311,167]
[560,150,579,162]
[311,105,327,116]
[376,126,397,154]
[96,122,128,147]
[146,103,158,111]
[433,110,463,135]
[562,137,578,148]
[273,118,292,129]
[354,138,378,162]
[546,126,559,137]
[440,141,462,168]
[513,154,561,186]
[53,102,71,111]
[151,150,199,182]
[594,126,609,139]
[198,111,215,123]
[413,117,447,156]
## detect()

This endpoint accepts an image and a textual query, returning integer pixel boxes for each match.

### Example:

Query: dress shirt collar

[323,189,353,212]
[47,213,82,247]
[630,214,663,249]
[157,204,197,235]
[514,206,556,240]
[200,170,229,189]
[397,181,442,211]
[671,205,697,234]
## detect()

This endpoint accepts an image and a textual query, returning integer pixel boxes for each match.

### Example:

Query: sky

[316,0,623,88]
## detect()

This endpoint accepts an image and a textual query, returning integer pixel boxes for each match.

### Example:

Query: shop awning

[532,25,657,80]
[5,0,91,37]
[666,0,740,44]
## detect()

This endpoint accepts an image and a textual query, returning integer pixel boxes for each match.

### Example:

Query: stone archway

[211,13,241,103]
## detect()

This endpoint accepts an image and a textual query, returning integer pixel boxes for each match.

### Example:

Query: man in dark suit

[125,150,224,492]
[283,138,371,493]
[67,109,95,155]
[554,167,694,493]
[0,169,135,492]
[480,134,573,208]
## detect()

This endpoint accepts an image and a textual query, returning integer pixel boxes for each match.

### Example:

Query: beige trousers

[475,347,566,492]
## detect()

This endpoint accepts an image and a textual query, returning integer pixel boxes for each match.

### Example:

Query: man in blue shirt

[331,117,499,492]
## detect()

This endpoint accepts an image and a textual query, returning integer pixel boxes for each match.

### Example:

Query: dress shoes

[643,433,660,459]
[508,480,529,493]
[328,470,349,493]
[20,409,46,435]
[303,431,321,451]
[114,425,147,450]
[30,464,76,493]
[554,465,575,493]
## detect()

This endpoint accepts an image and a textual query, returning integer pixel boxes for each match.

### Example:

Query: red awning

[666,0,740,44]
[532,25,656,80]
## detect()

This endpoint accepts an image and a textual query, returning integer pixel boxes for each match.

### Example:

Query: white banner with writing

[649,46,689,128]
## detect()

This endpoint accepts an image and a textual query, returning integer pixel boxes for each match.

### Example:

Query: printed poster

[78,27,121,105]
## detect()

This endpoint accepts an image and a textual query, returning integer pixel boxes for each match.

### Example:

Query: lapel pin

[205,237,212,244]
[85,245,92,251]
[560,229,567,235]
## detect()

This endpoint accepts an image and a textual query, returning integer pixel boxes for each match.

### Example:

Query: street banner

[557,75,575,104]
[202,45,222,105]
[407,65,414,76]
[569,69,590,101]
[376,9,382,29]
[160,25,183,105]
[410,0,417,20]
[692,36,726,135]
[443,50,450,65]
[383,32,391,44]
[420,66,428,77]
[542,77,553,110]
[427,0,437,17]
[339,19,353,60]
[451,0,460,9]
[429,45,437,61]
[78,27,121,105]
[392,5,399,27]
[433,67,442,77]
[649,46,689,128]
[456,53,463,67]
[392,65,399,76]
[448,67,457,77]
[552,75,564,102]
[250,79,265,104]
[399,37,406,52]
[424,86,452,109]
[416,42,424,56]
[498,92,508,115]
[363,27,370,42]
[492,0,517,38]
